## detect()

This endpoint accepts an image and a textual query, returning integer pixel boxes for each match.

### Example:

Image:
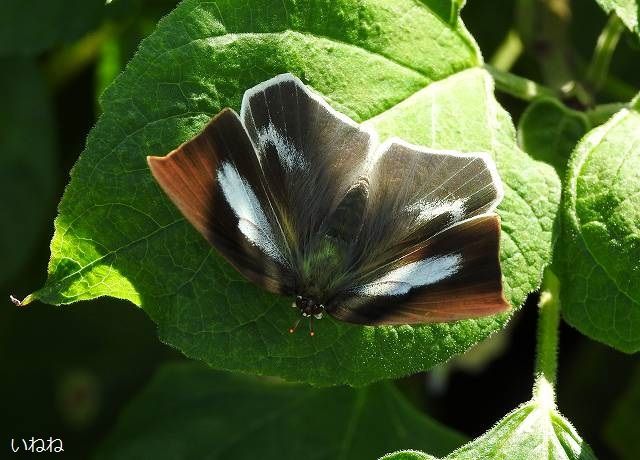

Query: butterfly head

[295,295,325,319]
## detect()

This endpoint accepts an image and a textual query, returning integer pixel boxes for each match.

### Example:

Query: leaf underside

[34,0,560,385]
[593,0,639,35]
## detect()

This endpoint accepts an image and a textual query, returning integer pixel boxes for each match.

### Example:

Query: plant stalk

[586,14,626,94]
[532,269,561,409]
[484,64,556,101]
[489,29,524,72]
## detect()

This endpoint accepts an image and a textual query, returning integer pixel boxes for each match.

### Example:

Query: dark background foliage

[1,0,637,458]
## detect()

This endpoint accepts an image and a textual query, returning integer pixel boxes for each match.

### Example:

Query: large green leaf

[31,0,560,385]
[594,0,639,35]
[0,59,56,283]
[0,0,106,57]
[604,363,640,459]
[382,400,596,460]
[556,96,640,352]
[96,363,465,459]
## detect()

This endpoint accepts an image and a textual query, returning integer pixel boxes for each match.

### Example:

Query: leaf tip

[9,293,34,307]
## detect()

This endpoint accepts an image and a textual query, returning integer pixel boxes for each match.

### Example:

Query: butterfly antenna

[288,318,302,334]
[309,317,315,337]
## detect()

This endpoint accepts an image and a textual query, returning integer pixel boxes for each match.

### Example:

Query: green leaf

[381,451,437,460]
[0,0,106,57]
[556,97,640,352]
[0,58,56,283]
[383,400,597,460]
[518,98,590,177]
[96,363,465,459]
[594,0,639,35]
[32,0,560,385]
[604,363,640,459]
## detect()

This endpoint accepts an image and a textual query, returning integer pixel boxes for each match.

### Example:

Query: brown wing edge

[328,214,510,325]
[147,109,293,295]
[147,116,221,243]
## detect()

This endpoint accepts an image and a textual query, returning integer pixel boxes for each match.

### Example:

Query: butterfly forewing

[328,214,508,324]
[147,109,294,294]
[240,74,376,253]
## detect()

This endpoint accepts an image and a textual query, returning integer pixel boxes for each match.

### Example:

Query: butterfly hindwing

[147,109,294,294]
[328,214,508,325]
[355,140,504,274]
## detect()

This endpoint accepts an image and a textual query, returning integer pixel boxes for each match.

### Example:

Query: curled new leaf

[382,400,597,460]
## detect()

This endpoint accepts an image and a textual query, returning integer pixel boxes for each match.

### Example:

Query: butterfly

[147,73,509,332]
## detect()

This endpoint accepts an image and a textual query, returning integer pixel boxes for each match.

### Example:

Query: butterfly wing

[327,140,508,324]
[329,214,507,324]
[147,109,294,294]
[356,139,503,270]
[240,74,377,257]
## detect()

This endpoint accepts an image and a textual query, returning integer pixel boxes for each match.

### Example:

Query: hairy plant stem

[532,269,561,409]
[586,14,625,94]
[484,64,556,101]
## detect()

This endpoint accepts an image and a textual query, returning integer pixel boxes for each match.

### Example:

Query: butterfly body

[148,74,509,327]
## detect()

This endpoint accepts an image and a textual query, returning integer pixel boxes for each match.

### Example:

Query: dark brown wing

[328,214,508,325]
[240,73,376,257]
[147,109,294,294]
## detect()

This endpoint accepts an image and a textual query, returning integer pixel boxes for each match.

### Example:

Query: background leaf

[32,0,560,385]
[97,362,465,459]
[593,0,639,35]
[556,96,640,352]
[383,400,597,460]
[0,0,106,57]
[518,98,590,177]
[604,362,640,459]
[0,58,56,283]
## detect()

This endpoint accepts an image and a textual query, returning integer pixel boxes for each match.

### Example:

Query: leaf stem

[533,269,561,408]
[484,64,556,101]
[585,102,626,126]
[585,14,625,94]
[489,29,524,72]
[44,23,117,89]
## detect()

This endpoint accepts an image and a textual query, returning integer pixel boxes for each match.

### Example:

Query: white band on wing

[217,161,287,265]
[354,254,462,297]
